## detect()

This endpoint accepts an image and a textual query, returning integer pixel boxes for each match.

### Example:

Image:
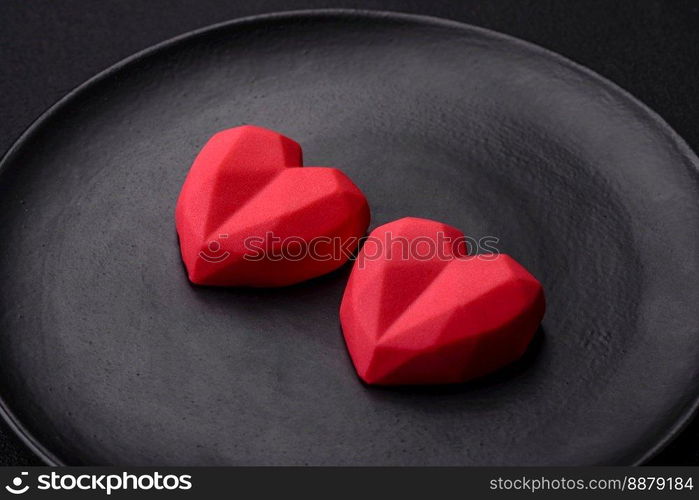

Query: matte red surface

[340,218,545,385]
[176,125,370,286]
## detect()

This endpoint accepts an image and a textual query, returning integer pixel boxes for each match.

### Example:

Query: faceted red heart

[175,125,370,286]
[340,217,545,385]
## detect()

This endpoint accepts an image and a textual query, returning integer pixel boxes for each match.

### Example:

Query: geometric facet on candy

[175,125,370,287]
[340,217,545,385]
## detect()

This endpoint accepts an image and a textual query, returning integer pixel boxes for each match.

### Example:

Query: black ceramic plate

[1,10,698,466]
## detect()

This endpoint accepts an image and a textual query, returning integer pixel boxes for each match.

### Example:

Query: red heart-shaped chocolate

[176,125,370,286]
[340,217,545,385]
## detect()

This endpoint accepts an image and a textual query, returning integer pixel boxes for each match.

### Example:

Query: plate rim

[1,8,698,466]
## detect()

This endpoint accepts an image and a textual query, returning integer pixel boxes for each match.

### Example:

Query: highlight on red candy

[175,125,370,287]
[340,217,545,386]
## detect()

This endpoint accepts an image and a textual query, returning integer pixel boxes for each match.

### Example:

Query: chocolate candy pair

[176,126,545,385]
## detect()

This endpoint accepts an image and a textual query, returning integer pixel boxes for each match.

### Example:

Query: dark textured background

[0,0,697,466]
